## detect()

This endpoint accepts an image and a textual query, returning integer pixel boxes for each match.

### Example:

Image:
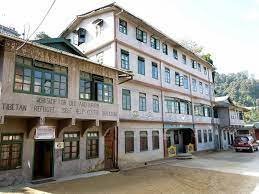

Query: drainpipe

[159,61,166,157]
[188,74,196,150]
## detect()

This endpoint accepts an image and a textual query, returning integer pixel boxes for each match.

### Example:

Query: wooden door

[104,127,115,170]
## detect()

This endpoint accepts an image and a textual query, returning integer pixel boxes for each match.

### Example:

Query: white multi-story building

[59,3,217,168]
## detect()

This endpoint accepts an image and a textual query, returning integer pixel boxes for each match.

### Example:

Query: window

[182,54,187,64]
[80,72,91,100]
[205,84,209,95]
[164,68,171,83]
[0,134,23,170]
[175,72,180,86]
[180,101,188,114]
[183,75,189,89]
[192,79,197,92]
[138,57,145,75]
[152,62,158,79]
[162,43,168,55]
[63,132,80,161]
[239,111,244,120]
[125,131,134,153]
[140,131,148,151]
[152,131,159,150]
[204,66,208,75]
[204,130,208,143]
[191,59,197,69]
[173,100,180,114]
[150,36,160,50]
[94,19,104,37]
[121,50,129,70]
[165,97,174,113]
[97,80,113,103]
[199,82,203,94]
[197,63,201,72]
[78,28,86,45]
[173,49,178,60]
[208,130,212,142]
[153,95,159,112]
[80,73,113,103]
[87,132,99,159]
[14,56,68,97]
[198,130,202,143]
[136,28,147,43]
[122,89,131,110]
[139,93,146,111]
[96,52,104,64]
[119,19,127,34]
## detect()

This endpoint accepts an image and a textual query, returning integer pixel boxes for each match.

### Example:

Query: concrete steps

[175,153,193,160]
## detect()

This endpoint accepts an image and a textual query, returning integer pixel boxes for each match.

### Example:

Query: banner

[35,126,55,139]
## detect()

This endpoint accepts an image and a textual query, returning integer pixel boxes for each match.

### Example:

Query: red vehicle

[233,135,259,152]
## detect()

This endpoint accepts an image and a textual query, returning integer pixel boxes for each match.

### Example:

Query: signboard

[55,142,64,149]
[187,144,194,153]
[168,145,177,157]
[35,126,55,139]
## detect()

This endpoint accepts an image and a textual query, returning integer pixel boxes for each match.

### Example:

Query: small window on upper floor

[175,72,180,86]
[136,28,147,43]
[164,67,170,83]
[204,66,208,75]
[199,81,203,94]
[78,28,86,45]
[93,19,104,37]
[205,84,209,95]
[192,79,197,92]
[121,50,129,70]
[182,54,186,64]
[138,56,145,75]
[173,49,178,60]
[198,63,201,72]
[191,59,197,69]
[150,36,160,50]
[183,75,189,89]
[119,19,127,34]
[162,43,168,55]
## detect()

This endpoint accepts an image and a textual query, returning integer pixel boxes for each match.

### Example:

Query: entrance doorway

[33,141,54,180]
[166,129,195,155]
[104,127,115,170]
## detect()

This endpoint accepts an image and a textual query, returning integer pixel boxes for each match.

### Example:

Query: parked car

[233,135,259,152]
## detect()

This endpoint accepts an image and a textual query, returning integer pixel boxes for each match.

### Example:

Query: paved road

[171,150,259,177]
[7,150,259,194]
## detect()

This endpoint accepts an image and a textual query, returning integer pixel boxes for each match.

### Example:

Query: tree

[35,31,51,40]
[202,53,213,64]
[180,39,213,64]
[244,108,259,123]
[180,40,203,55]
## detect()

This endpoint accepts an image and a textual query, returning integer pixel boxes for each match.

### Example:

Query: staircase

[175,153,193,160]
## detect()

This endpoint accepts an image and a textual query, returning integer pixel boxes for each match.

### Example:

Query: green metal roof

[34,38,85,57]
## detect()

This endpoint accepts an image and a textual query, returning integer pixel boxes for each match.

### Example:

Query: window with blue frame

[119,19,127,34]
[150,36,160,50]
[121,50,129,70]
[136,28,147,43]
[139,92,146,111]
[122,89,131,110]
[164,68,170,83]
[162,43,168,55]
[173,49,178,60]
[152,95,159,112]
[152,62,158,79]
[138,57,145,75]
[183,75,189,89]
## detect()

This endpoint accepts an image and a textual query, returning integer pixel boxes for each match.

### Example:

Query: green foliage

[202,53,213,64]
[244,108,259,123]
[214,71,256,107]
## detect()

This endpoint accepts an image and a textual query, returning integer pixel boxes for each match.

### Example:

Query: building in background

[0,33,131,186]
[0,24,20,37]
[214,96,248,150]
[59,3,217,168]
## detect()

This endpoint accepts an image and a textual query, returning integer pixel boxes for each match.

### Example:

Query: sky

[0,0,258,78]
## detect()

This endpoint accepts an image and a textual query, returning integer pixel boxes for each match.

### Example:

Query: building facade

[60,3,217,168]
[214,96,247,150]
[0,33,129,186]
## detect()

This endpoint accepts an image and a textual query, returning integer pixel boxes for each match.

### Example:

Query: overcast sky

[1,0,258,78]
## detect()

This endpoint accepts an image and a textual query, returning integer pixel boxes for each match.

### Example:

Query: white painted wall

[195,124,215,151]
[118,122,164,169]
